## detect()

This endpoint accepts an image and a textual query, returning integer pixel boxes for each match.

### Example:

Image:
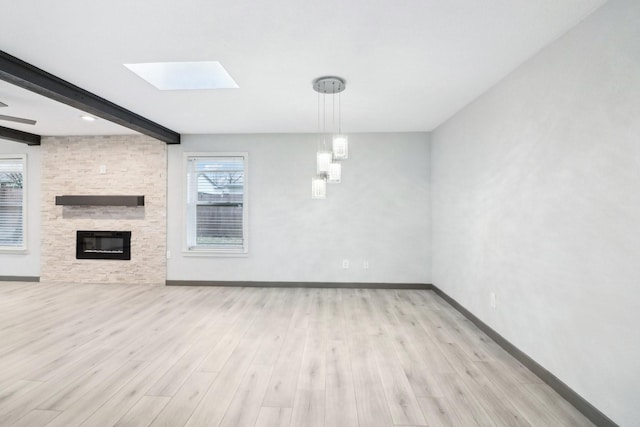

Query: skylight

[124,61,239,90]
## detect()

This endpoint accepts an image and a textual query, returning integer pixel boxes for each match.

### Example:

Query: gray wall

[430,0,640,425]
[167,132,431,284]
[0,139,41,277]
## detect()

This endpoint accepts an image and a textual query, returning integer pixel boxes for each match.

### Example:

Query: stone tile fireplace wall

[40,135,167,285]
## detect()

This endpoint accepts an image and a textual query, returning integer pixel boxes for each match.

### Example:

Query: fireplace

[76,231,131,260]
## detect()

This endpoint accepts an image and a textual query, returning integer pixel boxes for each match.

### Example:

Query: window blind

[186,155,247,252]
[0,157,25,248]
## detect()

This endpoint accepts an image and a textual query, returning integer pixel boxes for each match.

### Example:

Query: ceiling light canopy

[124,61,239,90]
[312,76,345,95]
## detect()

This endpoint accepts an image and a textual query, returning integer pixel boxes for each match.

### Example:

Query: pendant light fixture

[316,151,332,175]
[332,134,348,160]
[327,162,341,183]
[311,176,327,199]
[312,76,348,198]
[332,86,348,160]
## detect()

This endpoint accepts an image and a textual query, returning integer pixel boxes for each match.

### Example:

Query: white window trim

[182,152,249,257]
[0,154,27,253]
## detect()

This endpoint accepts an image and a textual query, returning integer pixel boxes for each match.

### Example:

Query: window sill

[181,249,249,258]
[0,248,29,255]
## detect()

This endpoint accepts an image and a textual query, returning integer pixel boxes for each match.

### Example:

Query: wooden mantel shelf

[55,195,145,206]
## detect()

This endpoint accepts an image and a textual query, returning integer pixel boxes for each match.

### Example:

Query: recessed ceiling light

[124,61,239,90]
[81,115,97,121]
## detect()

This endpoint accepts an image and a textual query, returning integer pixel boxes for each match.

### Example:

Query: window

[185,153,248,254]
[0,155,26,251]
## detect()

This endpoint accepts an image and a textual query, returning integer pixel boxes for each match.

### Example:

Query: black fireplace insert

[76,230,131,260]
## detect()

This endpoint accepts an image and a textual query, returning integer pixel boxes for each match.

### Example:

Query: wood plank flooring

[0,282,594,427]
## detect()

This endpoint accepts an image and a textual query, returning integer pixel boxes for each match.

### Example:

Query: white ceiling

[0,0,606,137]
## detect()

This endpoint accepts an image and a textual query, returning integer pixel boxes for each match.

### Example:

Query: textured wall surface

[431,1,640,425]
[167,133,431,284]
[40,135,167,285]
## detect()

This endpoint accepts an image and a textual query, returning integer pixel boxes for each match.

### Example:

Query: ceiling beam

[0,125,41,145]
[0,50,180,144]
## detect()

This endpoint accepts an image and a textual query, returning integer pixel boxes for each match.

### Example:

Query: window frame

[182,152,249,256]
[0,154,27,253]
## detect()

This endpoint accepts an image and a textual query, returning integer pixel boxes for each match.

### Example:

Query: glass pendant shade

[316,151,332,175]
[311,177,327,199]
[327,162,341,183]
[332,135,348,159]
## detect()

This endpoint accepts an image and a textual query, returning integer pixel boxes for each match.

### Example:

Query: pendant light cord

[322,84,327,149]
[317,85,321,149]
[332,81,336,135]
[338,89,342,134]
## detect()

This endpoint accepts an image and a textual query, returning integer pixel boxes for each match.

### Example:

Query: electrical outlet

[166,250,171,259]
[490,292,497,308]
[99,165,106,174]
[363,260,369,269]
[342,259,349,269]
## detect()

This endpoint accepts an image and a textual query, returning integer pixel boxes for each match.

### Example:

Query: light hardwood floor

[0,283,594,427]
